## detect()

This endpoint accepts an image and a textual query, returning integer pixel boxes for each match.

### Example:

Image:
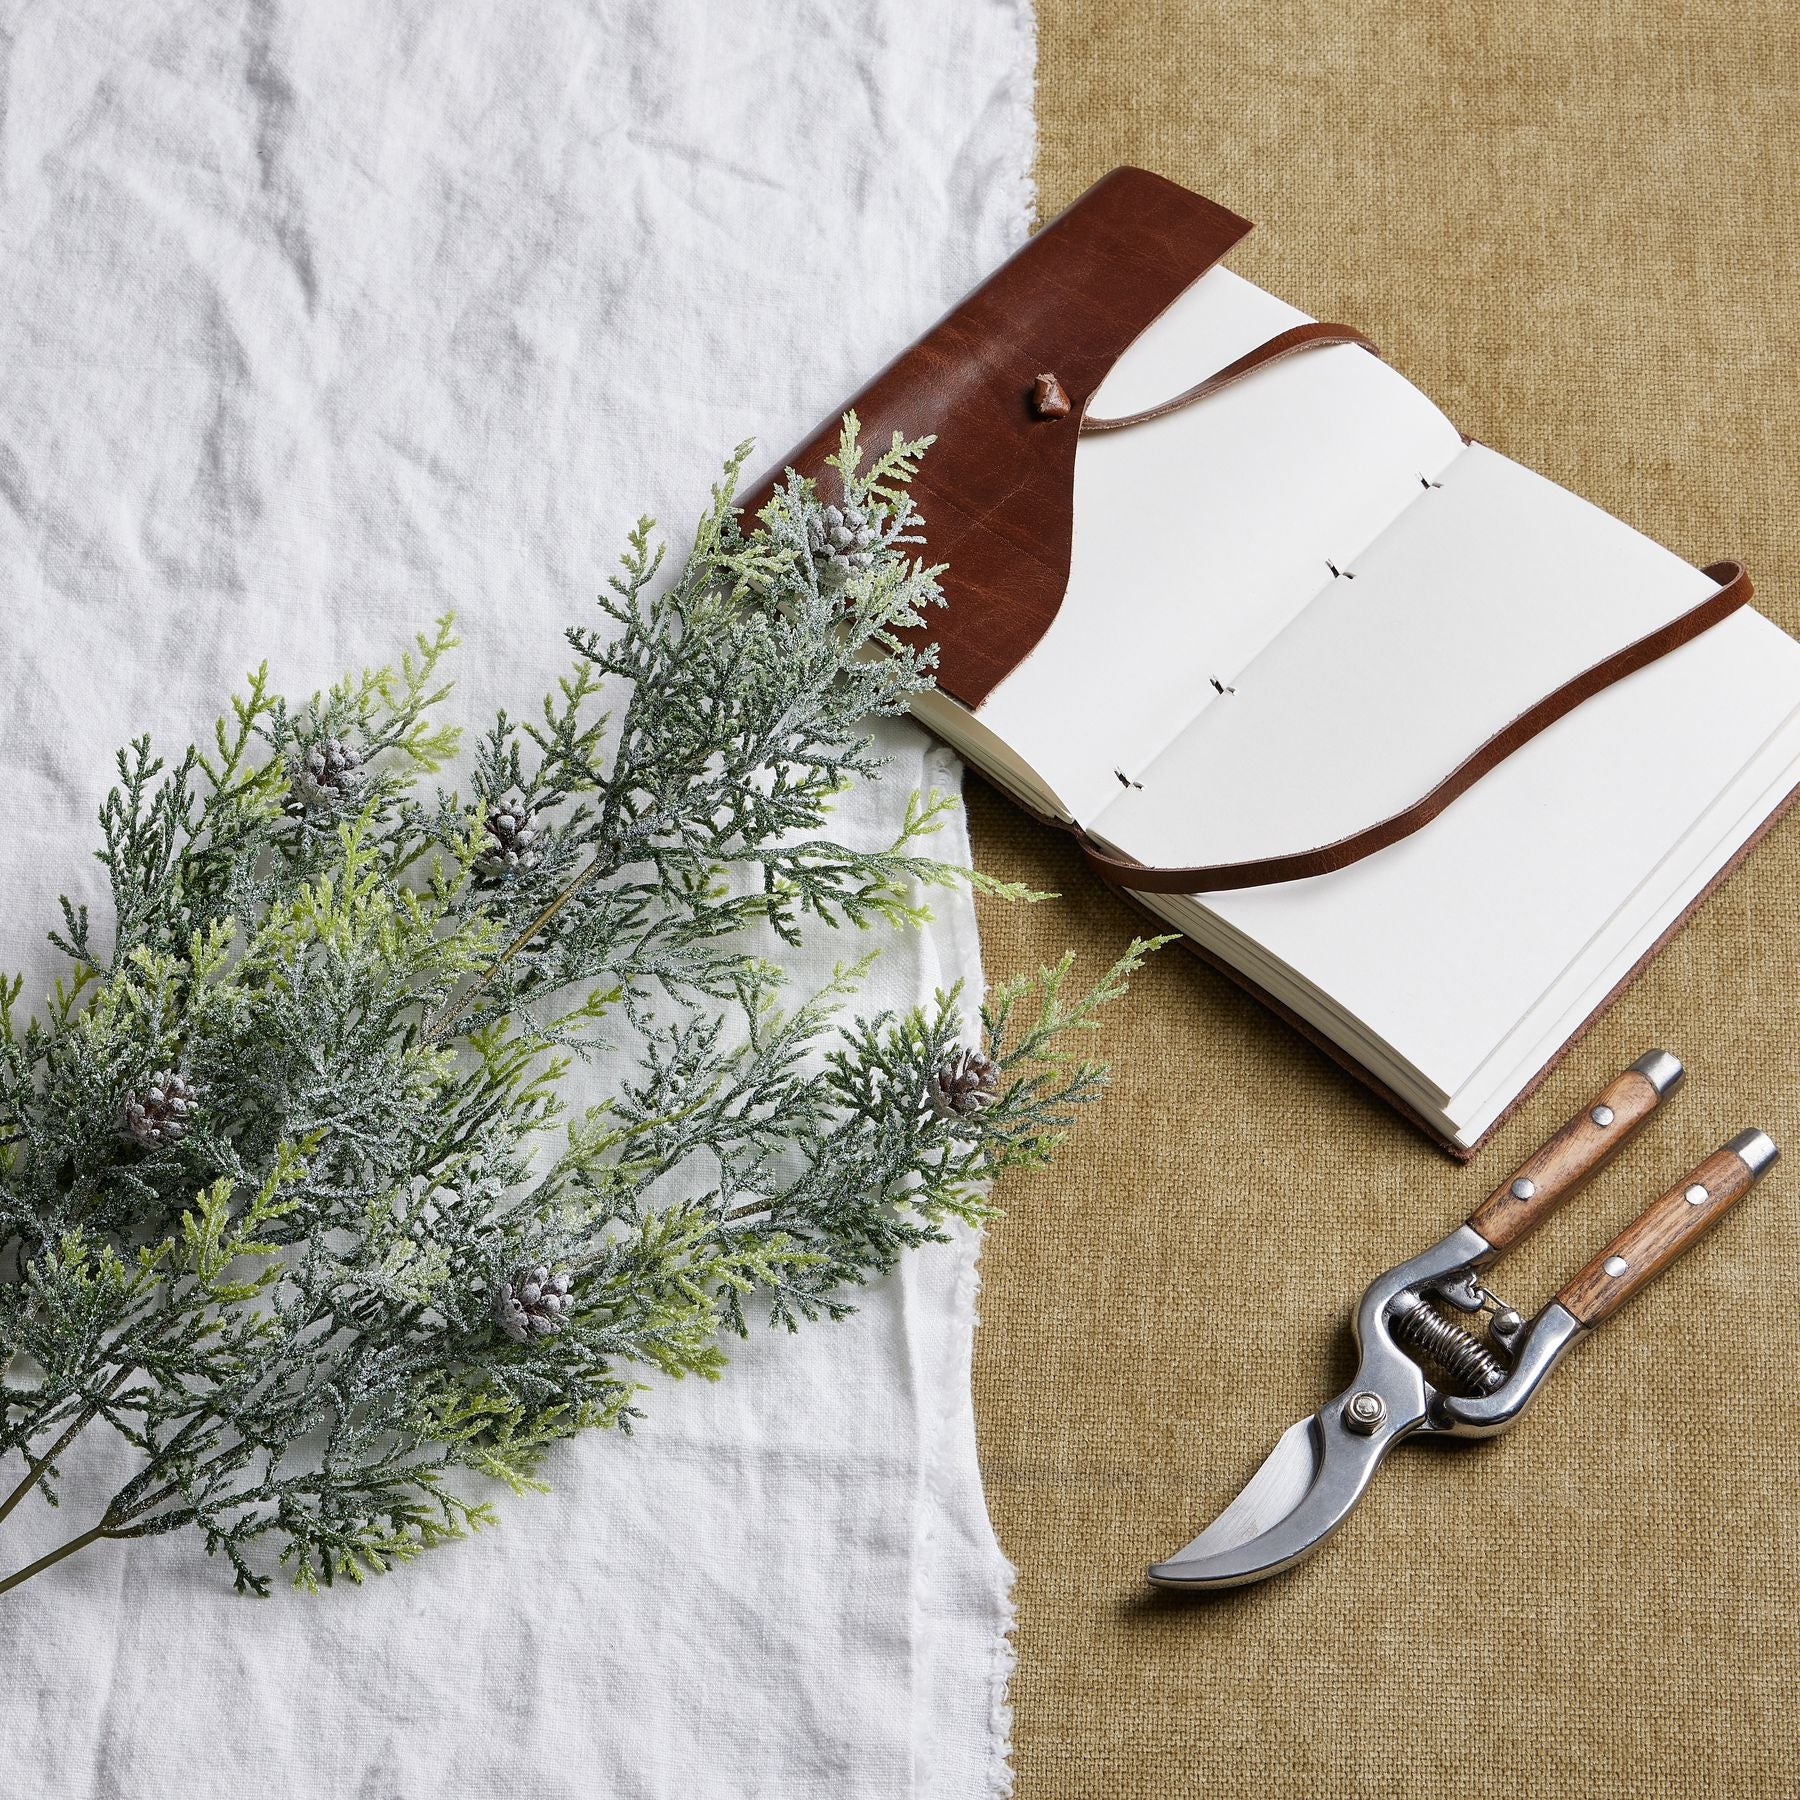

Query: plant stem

[420,852,607,1044]
[0,1517,117,1598]
[0,1367,132,1529]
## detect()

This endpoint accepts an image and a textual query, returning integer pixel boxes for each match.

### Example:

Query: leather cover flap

[738,167,1252,707]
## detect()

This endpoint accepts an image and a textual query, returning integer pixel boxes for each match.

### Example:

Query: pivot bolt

[1343,1390,1387,1435]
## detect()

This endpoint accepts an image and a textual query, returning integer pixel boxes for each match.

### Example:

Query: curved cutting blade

[1148,1394,1414,1590]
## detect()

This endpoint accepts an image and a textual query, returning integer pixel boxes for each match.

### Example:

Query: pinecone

[928,1048,1001,1120]
[806,501,881,583]
[290,735,363,811]
[494,1264,573,1343]
[119,1069,199,1149]
[475,796,542,880]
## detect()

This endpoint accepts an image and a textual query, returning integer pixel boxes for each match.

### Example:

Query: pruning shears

[1149,1051,1778,1590]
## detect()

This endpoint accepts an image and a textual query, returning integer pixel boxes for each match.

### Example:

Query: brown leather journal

[741,168,1800,1158]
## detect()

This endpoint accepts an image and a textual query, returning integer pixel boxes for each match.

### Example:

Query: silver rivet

[1491,1307,1525,1346]
[1591,1104,1615,1127]
[1344,1390,1387,1435]
[1603,1254,1629,1277]
[1685,1183,1708,1206]
[1510,1177,1536,1201]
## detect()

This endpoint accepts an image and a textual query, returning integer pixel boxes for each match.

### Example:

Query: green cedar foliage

[0,422,1154,1598]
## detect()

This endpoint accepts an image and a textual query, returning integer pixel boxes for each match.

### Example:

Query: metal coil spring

[1393,1299,1508,1396]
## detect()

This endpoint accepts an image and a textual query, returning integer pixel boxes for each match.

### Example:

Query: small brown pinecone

[475,796,542,880]
[119,1070,199,1149]
[494,1264,573,1343]
[291,735,363,811]
[928,1048,1001,1120]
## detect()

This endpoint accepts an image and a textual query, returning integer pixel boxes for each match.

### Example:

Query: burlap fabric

[969,4,1800,1794]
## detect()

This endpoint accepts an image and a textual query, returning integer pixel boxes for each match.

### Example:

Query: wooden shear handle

[1468,1052,1683,1253]
[1557,1133,1776,1327]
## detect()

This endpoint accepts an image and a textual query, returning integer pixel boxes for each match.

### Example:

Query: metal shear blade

[1148,1383,1424,1589]
[1149,1221,1482,1589]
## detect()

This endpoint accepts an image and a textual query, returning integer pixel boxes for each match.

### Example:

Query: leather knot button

[1030,372,1072,419]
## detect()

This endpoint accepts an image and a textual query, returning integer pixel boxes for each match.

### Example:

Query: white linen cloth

[0,3,1035,1793]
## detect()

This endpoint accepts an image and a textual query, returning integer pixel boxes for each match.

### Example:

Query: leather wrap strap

[1078,560,1753,893]
[1080,321,1380,433]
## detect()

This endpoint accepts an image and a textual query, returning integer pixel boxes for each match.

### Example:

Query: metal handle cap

[1726,1128,1779,1178]
[1629,1049,1685,1097]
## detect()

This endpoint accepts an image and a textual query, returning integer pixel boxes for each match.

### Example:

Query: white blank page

[1193,611,1800,1097]
[1092,444,1718,865]
[974,267,1465,825]
[1446,703,1800,1137]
